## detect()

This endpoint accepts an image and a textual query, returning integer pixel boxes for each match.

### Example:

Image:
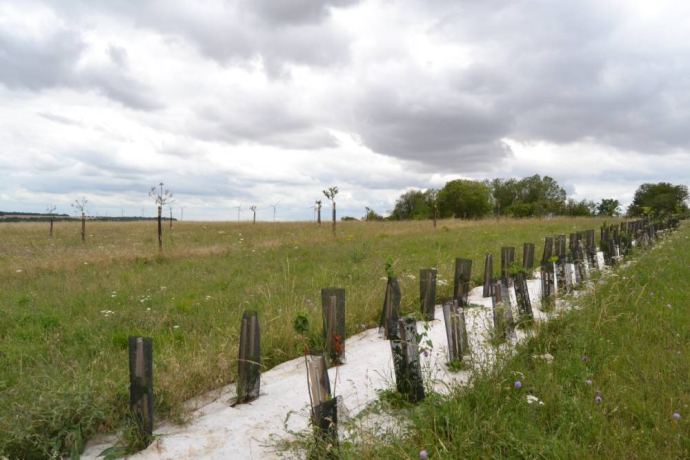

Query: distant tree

[565,199,596,217]
[487,178,520,216]
[627,182,689,218]
[438,179,492,219]
[364,207,384,221]
[323,187,339,235]
[315,200,322,225]
[71,197,88,242]
[149,183,173,251]
[341,216,358,221]
[487,175,566,217]
[389,189,437,221]
[46,205,57,237]
[250,205,257,224]
[597,199,621,217]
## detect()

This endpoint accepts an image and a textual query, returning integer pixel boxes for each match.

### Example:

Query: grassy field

[342,222,690,459]
[0,217,616,458]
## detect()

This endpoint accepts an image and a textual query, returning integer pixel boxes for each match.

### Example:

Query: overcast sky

[1,0,689,220]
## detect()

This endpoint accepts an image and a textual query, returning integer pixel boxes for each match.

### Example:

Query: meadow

[0,217,616,458]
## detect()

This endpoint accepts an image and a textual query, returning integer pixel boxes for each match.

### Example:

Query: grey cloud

[248,0,361,26]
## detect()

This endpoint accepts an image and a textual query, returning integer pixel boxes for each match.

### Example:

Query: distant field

[0,217,616,458]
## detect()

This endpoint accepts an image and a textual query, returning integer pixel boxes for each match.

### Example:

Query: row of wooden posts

[126,217,678,449]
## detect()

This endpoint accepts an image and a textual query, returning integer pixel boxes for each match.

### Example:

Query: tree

[323,187,338,235]
[437,179,492,219]
[627,182,689,218]
[597,199,621,217]
[389,189,437,220]
[149,183,173,251]
[364,207,384,221]
[564,199,596,217]
[71,197,88,242]
[46,205,57,237]
[487,175,566,217]
[315,200,322,225]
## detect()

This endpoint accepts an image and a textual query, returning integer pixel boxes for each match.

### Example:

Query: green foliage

[597,198,621,217]
[437,179,492,219]
[293,312,310,336]
[627,182,689,218]
[384,257,396,280]
[389,189,437,221]
[489,174,567,218]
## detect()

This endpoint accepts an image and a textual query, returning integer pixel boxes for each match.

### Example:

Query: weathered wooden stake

[157,206,162,251]
[482,254,494,298]
[390,316,425,402]
[442,299,469,364]
[306,353,339,450]
[235,310,261,404]
[128,336,153,446]
[501,247,516,286]
[522,243,535,270]
[491,281,515,340]
[379,277,401,340]
[81,213,86,243]
[321,288,346,364]
[514,272,533,319]
[453,258,472,307]
[420,268,437,321]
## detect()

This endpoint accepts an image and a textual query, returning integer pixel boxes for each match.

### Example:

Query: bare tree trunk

[169,209,173,230]
[49,218,54,237]
[81,214,86,242]
[332,202,336,235]
[157,206,163,251]
[317,208,321,226]
[253,212,256,224]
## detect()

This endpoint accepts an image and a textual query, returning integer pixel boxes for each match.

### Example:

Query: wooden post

[433,204,438,229]
[541,236,555,307]
[332,202,336,235]
[453,258,472,307]
[128,336,154,446]
[321,288,346,365]
[49,217,54,237]
[235,310,261,405]
[514,272,533,320]
[81,213,86,243]
[522,243,535,270]
[419,268,437,321]
[442,299,468,364]
[482,254,494,298]
[157,206,162,251]
[501,247,516,286]
[169,208,173,230]
[306,353,339,449]
[379,277,401,340]
[390,316,425,402]
[491,281,515,340]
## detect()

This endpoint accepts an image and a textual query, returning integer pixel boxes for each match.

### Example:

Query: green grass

[340,223,690,459]
[0,217,615,458]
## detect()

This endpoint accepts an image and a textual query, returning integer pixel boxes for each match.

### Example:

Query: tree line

[382,175,688,221]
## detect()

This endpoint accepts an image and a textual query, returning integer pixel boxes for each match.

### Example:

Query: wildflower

[586,379,593,385]
[15,269,22,273]
[278,308,284,313]
[582,355,590,362]
[598,280,605,285]
[423,350,429,358]
[673,413,681,420]
[419,450,428,459]
[667,304,672,309]
[595,396,602,403]
[514,381,522,389]
[173,325,180,329]
[359,323,366,331]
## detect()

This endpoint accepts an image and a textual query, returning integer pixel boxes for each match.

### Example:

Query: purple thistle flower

[419,450,429,459]
[514,380,522,389]
[595,396,602,403]
[673,413,681,420]
[423,350,429,358]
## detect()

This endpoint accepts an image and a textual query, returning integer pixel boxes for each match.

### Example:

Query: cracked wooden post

[482,254,494,298]
[453,258,472,308]
[540,237,555,307]
[379,277,401,340]
[306,353,339,451]
[128,336,154,446]
[420,268,437,321]
[514,272,533,320]
[522,243,535,271]
[501,247,516,287]
[235,310,261,405]
[390,316,425,403]
[585,229,597,269]
[321,288,346,365]
[492,281,515,340]
[442,299,468,365]
[555,235,568,293]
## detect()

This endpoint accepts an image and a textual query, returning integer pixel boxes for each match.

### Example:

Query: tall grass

[0,217,615,458]
[341,223,690,459]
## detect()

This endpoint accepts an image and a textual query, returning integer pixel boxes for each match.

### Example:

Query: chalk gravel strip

[81,248,653,459]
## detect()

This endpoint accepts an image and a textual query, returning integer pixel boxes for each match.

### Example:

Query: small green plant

[384,257,396,280]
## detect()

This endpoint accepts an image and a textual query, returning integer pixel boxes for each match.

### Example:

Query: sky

[1,0,689,221]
